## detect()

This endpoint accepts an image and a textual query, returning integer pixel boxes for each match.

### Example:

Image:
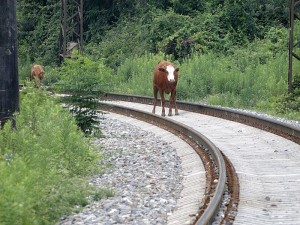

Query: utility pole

[288,0,300,93]
[60,0,83,60]
[0,0,19,128]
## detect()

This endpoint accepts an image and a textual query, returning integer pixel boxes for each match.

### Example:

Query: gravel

[213,105,300,128]
[57,114,184,225]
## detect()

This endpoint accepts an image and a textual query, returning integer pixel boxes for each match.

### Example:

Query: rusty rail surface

[102,93,300,144]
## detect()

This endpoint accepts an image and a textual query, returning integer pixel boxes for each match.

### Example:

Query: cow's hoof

[168,113,172,116]
[161,113,166,117]
[175,112,179,115]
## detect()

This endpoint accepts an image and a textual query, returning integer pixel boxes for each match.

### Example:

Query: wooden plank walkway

[105,101,300,225]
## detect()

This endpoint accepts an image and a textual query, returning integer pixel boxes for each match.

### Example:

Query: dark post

[289,0,295,93]
[289,0,300,93]
[0,0,19,128]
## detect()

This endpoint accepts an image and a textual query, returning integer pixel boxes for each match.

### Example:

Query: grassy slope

[0,86,112,225]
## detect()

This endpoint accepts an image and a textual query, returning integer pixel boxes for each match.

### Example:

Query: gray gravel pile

[58,115,184,225]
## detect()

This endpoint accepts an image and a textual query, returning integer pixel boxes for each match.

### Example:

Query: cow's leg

[160,90,166,116]
[168,91,174,116]
[174,90,179,115]
[152,86,158,114]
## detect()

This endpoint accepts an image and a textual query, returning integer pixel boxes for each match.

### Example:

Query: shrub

[54,53,117,135]
[275,75,300,118]
[0,86,102,225]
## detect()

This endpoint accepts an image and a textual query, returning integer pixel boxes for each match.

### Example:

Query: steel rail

[102,93,300,144]
[100,102,227,225]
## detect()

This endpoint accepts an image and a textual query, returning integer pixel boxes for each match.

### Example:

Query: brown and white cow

[30,64,45,87]
[152,61,179,116]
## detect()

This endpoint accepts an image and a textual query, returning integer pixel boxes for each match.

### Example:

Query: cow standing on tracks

[152,61,179,117]
[30,64,45,88]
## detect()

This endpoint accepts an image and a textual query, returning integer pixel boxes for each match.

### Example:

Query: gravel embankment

[58,114,184,225]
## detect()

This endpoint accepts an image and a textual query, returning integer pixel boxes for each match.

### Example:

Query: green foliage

[17,0,290,68]
[114,52,173,95]
[81,1,290,67]
[56,53,115,94]
[0,86,103,225]
[86,16,153,70]
[150,9,195,59]
[17,0,61,66]
[171,0,206,15]
[88,8,228,67]
[275,75,300,117]
[41,66,61,86]
[211,0,289,40]
[18,60,32,83]
[54,53,117,135]
[182,51,288,108]
[16,0,299,120]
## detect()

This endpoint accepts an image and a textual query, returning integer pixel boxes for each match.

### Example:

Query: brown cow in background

[30,64,45,87]
[152,61,179,117]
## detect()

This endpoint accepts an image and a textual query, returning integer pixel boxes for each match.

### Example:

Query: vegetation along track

[100,96,240,224]
[100,93,300,224]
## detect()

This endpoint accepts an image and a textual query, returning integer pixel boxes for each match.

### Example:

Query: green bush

[55,53,115,94]
[275,75,300,118]
[85,15,156,70]
[0,86,102,225]
[54,53,118,135]
[35,66,59,87]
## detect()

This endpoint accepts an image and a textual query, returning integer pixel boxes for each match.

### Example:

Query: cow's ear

[175,68,179,72]
[159,67,167,73]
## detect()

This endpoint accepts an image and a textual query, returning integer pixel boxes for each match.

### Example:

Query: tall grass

[179,52,287,107]
[113,49,299,120]
[114,52,174,96]
[0,86,106,225]
[114,51,287,105]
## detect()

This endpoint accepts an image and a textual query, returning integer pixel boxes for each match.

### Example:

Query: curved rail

[100,102,227,225]
[102,93,300,144]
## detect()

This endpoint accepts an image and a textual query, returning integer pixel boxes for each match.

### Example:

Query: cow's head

[159,65,179,83]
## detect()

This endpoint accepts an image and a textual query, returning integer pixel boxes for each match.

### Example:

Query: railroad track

[100,101,238,225]
[99,93,300,225]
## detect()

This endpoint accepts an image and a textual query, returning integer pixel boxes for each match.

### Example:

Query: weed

[0,86,107,225]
